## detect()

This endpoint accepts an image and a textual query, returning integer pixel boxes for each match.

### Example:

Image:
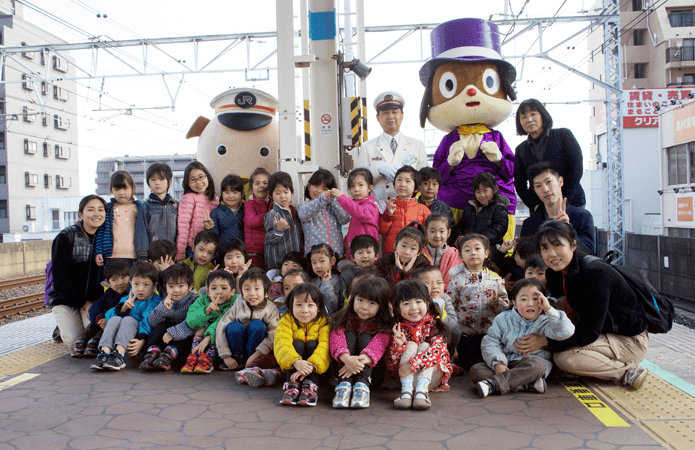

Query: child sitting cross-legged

[181,270,236,374]
[275,284,330,407]
[387,280,452,410]
[474,278,574,397]
[139,264,199,371]
[182,230,219,292]
[330,277,393,409]
[72,260,131,357]
[215,268,280,384]
[91,262,162,371]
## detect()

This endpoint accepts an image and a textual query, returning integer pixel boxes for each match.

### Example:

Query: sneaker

[194,354,214,373]
[103,352,126,371]
[218,362,231,371]
[244,368,265,388]
[476,379,498,398]
[85,339,100,357]
[262,368,281,387]
[280,381,300,406]
[622,367,649,390]
[351,382,370,408]
[525,377,547,394]
[297,380,318,407]
[181,353,198,373]
[52,326,62,343]
[153,353,173,371]
[138,352,158,371]
[71,340,86,357]
[332,381,352,408]
[90,351,110,370]
[235,369,250,384]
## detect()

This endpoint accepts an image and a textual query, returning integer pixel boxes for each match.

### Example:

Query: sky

[20,0,600,195]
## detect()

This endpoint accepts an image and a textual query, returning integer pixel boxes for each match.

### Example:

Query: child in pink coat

[244,168,272,270]
[331,168,379,259]
[176,162,219,261]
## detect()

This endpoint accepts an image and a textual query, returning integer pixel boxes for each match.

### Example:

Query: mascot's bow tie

[457,124,491,135]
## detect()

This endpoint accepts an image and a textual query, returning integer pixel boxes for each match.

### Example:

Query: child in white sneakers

[474,278,574,397]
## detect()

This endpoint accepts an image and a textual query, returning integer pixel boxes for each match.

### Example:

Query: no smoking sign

[320,113,333,136]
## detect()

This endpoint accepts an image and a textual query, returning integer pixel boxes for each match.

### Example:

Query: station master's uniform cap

[210,88,279,131]
[373,91,405,112]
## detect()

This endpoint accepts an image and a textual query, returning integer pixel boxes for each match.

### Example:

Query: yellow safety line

[563,381,630,427]
[0,373,39,391]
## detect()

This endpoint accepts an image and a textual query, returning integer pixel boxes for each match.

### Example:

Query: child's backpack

[44,260,54,306]
[584,253,674,334]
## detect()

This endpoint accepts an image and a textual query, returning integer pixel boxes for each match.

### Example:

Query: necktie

[390,138,397,153]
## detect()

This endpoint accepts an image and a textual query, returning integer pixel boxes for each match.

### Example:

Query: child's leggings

[340,331,374,385]
[224,320,268,360]
[400,341,443,389]
[286,339,319,385]
[98,316,138,352]
[191,335,218,360]
[470,357,547,394]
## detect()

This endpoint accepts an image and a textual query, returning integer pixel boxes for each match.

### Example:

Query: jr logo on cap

[235,92,257,108]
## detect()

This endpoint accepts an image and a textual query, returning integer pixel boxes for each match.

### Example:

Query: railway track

[0,275,46,319]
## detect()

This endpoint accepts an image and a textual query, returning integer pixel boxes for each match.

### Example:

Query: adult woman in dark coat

[513,99,586,212]
[49,195,108,348]
[515,221,649,389]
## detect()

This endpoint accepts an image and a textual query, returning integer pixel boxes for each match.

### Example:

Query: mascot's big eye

[482,68,500,95]
[259,147,270,157]
[216,145,227,156]
[438,72,457,99]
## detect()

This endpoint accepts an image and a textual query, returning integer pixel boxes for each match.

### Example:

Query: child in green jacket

[181,270,236,373]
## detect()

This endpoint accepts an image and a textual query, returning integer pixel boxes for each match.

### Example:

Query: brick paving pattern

[0,355,663,450]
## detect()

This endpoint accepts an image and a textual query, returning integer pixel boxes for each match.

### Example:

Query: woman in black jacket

[513,99,586,213]
[49,195,107,348]
[519,221,650,389]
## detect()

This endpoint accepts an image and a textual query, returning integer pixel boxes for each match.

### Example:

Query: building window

[56,175,70,189]
[44,173,50,188]
[20,42,33,60]
[42,114,49,126]
[55,145,69,159]
[0,133,4,150]
[41,82,49,96]
[24,139,37,154]
[54,115,69,130]
[633,29,646,46]
[53,86,68,101]
[52,55,68,73]
[632,0,643,11]
[686,74,695,85]
[0,201,6,219]
[669,10,694,28]
[0,166,5,184]
[52,209,60,230]
[43,142,50,156]
[25,172,38,187]
[25,205,35,220]
[64,211,79,225]
[634,63,648,79]
[21,73,33,90]
[667,143,694,185]
[23,106,34,123]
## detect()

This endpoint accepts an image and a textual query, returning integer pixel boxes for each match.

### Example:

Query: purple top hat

[419,18,516,87]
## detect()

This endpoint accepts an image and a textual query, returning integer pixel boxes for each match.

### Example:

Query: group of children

[72,157,575,410]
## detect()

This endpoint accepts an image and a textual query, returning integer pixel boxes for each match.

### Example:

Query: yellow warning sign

[563,381,630,427]
[0,373,39,391]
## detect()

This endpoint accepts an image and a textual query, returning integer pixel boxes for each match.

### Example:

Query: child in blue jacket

[91,262,162,371]
[135,162,178,260]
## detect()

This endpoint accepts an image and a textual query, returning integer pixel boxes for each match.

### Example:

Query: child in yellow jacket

[274,283,330,407]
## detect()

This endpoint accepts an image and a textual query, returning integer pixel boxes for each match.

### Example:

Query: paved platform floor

[0,355,665,450]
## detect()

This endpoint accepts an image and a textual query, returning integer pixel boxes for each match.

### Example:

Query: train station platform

[1,315,694,449]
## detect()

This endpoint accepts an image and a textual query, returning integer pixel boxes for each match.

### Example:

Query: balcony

[667,46,695,63]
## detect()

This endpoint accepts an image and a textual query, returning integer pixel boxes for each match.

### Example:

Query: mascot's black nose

[218,112,273,131]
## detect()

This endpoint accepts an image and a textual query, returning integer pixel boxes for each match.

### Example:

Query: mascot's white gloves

[377,162,400,181]
[433,298,446,316]
[481,141,502,163]
[447,140,467,167]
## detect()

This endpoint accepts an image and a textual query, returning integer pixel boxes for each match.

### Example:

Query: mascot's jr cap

[210,88,279,131]
[373,91,405,112]
[418,18,516,90]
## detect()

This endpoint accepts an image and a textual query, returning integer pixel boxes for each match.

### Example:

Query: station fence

[597,230,695,304]
[0,240,51,279]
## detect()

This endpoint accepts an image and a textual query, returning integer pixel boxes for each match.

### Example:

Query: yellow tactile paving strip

[0,340,65,377]
[591,374,695,450]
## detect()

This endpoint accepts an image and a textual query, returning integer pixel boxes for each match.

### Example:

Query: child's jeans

[224,320,267,360]
[99,316,139,352]
[338,331,374,385]
[400,341,443,388]
[457,333,484,370]
[470,357,547,394]
[286,339,319,385]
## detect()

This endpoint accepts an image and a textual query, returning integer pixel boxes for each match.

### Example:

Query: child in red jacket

[244,168,272,269]
[380,166,430,254]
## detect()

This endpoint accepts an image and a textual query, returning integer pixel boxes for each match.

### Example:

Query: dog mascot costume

[419,18,517,237]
